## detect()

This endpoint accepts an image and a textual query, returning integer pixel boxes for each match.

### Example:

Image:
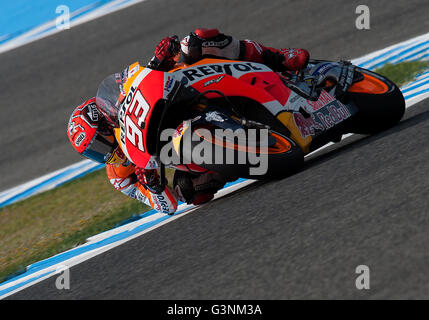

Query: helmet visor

[82,133,117,164]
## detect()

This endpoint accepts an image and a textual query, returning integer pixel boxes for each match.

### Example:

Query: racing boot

[173,170,226,205]
[180,28,241,65]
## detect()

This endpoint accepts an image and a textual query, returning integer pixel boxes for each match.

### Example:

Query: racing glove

[148,35,180,71]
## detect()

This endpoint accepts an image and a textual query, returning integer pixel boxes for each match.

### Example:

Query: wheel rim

[194,129,292,154]
[348,73,389,94]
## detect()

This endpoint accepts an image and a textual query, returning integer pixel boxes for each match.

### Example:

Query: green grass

[0,169,152,282]
[374,61,429,87]
[0,167,176,283]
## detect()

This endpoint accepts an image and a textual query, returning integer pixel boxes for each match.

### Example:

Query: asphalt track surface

[4,0,429,299]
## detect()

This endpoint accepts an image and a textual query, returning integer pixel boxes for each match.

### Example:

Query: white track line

[0,0,147,55]
[0,179,255,298]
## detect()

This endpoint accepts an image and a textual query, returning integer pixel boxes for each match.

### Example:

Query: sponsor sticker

[293,100,351,138]
[164,76,174,92]
[205,111,225,123]
[178,62,268,84]
[86,103,99,122]
[74,132,86,146]
[152,194,170,214]
[204,75,225,87]
[306,90,335,112]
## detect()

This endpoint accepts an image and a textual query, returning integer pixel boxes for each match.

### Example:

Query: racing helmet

[67,97,125,164]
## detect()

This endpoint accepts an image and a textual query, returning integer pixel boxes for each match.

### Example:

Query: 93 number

[125,89,150,152]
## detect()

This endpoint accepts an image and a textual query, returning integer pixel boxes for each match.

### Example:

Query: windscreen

[95,73,123,126]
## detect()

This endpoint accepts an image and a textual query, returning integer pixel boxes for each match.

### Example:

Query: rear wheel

[345,68,405,134]
[181,124,304,180]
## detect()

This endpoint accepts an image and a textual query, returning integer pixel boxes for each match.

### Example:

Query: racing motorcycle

[96,57,405,185]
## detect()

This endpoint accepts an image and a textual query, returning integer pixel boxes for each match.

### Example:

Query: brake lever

[298,69,305,82]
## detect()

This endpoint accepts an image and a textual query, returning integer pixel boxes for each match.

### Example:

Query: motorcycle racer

[67,28,311,215]
[148,28,310,73]
[67,97,224,214]
[67,97,179,214]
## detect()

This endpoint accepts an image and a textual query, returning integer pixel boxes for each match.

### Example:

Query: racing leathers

[109,28,310,215]
[106,159,226,215]
[149,28,310,73]
[106,160,179,214]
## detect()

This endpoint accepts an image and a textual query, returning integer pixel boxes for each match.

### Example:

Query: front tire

[346,68,405,134]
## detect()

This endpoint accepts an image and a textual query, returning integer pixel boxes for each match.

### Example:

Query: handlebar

[281,71,321,101]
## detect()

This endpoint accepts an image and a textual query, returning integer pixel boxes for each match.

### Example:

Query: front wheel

[345,68,405,134]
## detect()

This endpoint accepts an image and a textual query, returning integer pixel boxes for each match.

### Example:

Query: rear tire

[181,127,304,180]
